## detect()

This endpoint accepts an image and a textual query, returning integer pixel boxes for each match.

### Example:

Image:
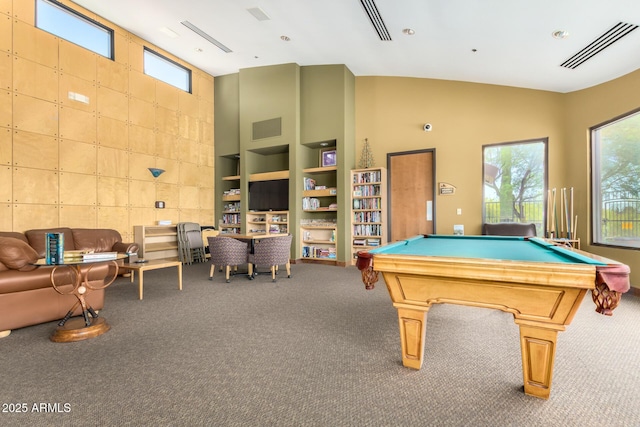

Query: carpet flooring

[1,262,639,426]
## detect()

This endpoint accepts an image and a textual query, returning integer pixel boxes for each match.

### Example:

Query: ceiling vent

[252,118,282,140]
[560,22,638,69]
[181,21,232,53]
[359,0,392,41]
[247,7,270,21]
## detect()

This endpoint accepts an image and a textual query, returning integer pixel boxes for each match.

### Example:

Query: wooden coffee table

[118,259,182,300]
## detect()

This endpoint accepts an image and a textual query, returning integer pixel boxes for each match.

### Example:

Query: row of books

[301,246,336,259]
[353,238,381,246]
[221,213,241,224]
[353,170,382,184]
[352,198,382,211]
[352,184,381,197]
[352,224,382,236]
[353,211,382,223]
[64,250,118,262]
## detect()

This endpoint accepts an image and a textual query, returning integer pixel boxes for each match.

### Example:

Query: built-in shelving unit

[220,175,241,234]
[246,211,289,235]
[301,166,338,263]
[300,222,337,261]
[349,167,387,264]
[134,225,179,260]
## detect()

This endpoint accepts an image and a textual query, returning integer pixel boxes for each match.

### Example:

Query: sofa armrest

[113,242,139,254]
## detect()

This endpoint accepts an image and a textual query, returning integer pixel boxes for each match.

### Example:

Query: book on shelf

[63,250,118,261]
[46,233,64,265]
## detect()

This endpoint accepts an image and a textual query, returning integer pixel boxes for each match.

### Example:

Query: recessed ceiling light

[320,142,329,147]
[281,35,290,42]
[194,48,203,53]
[552,30,570,39]
[402,28,415,36]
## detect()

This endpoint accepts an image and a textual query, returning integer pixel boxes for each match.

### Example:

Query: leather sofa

[0,228,138,336]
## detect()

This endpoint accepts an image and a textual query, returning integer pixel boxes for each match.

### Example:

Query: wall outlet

[456,208,462,215]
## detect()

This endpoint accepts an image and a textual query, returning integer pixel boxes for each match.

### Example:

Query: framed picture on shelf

[320,149,337,167]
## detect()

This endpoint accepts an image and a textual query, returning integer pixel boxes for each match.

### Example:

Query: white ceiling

[73,0,640,93]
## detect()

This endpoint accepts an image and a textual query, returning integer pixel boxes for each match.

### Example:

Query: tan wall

[0,0,215,242]
[355,73,640,288]
[565,68,640,287]
[355,76,565,235]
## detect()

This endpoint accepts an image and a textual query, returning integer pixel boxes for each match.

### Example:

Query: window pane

[483,140,547,236]
[143,48,191,93]
[592,111,640,248]
[36,0,113,59]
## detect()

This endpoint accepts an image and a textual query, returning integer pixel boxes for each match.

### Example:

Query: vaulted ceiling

[74,0,640,93]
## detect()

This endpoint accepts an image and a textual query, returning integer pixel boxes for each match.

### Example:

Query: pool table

[356,235,630,399]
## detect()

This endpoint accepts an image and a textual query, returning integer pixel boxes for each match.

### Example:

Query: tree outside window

[483,139,548,236]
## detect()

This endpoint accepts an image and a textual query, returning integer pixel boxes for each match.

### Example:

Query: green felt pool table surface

[368,234,606,266]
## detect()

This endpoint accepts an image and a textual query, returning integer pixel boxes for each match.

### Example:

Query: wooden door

[388,150,435,241]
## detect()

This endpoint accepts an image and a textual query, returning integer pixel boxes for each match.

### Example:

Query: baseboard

[628,287,640,298]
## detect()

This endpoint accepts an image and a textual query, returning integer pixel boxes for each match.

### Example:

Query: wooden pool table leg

[516,321,563,399]
[397,307,428,370]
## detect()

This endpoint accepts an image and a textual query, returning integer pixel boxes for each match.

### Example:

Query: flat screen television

[248,179,289,211]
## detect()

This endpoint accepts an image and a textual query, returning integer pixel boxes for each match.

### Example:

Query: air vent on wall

[359,0,392,41]
[181,20,232,53]
[252,118,282,140]
[560,22,638,69]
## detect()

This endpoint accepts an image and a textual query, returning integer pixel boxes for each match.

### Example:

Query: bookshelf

[220,175,241,234]
[246,211,289,235]
[301,166,338,263]
[350,167,387,264]
[300,221,337,261]
[134,225,179,260]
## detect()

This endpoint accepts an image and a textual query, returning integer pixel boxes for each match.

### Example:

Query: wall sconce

[148,168,166,208]
[148,167,165,178]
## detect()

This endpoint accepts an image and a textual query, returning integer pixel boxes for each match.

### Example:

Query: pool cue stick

[564,187,570,238]
[546,189,551,236]
[560,188,565,237]
[552,188,557,237]
[570,188,574,240]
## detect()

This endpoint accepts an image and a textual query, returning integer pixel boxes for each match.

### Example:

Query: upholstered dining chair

[207,236,249,283]
[201,228,219,259]
[250,235,293,282]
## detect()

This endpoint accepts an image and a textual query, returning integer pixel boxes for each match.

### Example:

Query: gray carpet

[1,262,639,427]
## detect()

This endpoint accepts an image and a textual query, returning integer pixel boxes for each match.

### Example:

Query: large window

[592,109,640,248]
[35,0,113,59]
[143,48,192,93]
[483,139,548,236]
